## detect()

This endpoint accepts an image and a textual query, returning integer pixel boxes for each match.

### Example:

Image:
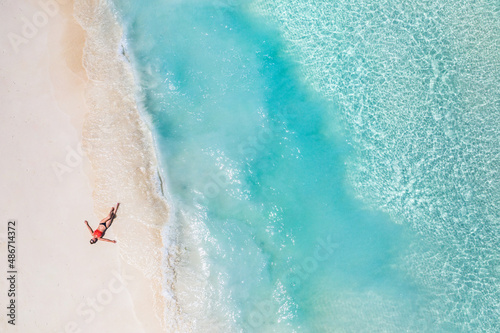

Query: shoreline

[0,0,182,331]
[0,0,152,332]
[71,0,183,331]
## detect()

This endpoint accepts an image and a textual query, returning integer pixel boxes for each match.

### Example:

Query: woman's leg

[104,205,119,228]
[99,207,115,224]
[104,213,116,228]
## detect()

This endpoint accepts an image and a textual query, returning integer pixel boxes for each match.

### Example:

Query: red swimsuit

[93,229,103,238]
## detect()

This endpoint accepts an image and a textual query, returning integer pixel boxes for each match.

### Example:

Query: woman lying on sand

[85,203,120,244]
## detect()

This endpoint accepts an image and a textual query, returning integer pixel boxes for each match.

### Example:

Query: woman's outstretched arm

[99,237,117,244]
[84,220,93,235]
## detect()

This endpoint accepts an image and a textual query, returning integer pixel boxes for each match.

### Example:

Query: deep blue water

[112,0,499,331]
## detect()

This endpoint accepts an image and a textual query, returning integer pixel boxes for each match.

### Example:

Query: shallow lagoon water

[111,0,499,331]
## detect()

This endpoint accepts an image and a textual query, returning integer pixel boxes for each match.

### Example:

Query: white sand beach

[0,0,177,331]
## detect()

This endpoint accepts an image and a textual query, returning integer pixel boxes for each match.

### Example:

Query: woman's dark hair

[90,238,97,244]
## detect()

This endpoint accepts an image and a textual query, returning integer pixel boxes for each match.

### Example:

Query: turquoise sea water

[111,0,499,331]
